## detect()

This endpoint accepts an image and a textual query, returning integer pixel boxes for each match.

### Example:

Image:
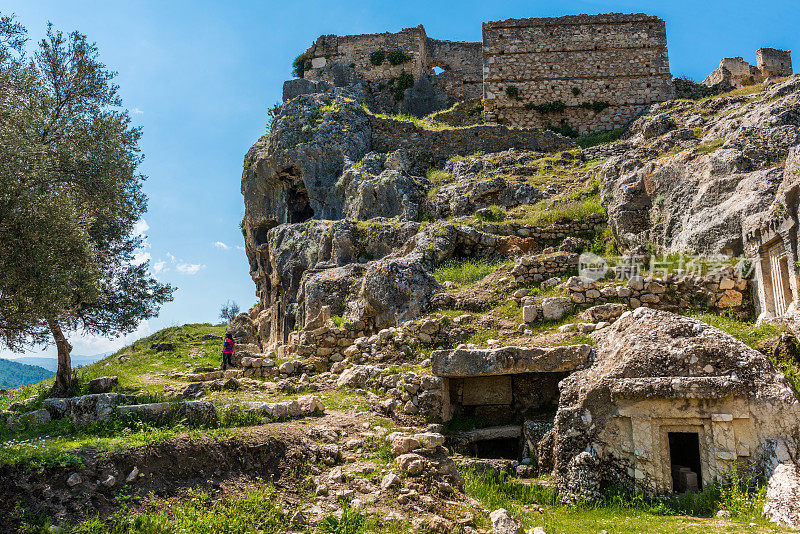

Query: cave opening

[286,181,314,223]
[469,437,521,460]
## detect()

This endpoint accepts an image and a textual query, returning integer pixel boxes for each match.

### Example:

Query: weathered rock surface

[549,307,800,499]
[431,345,592,377]
[603,76,800,255]
[765,462,800,529]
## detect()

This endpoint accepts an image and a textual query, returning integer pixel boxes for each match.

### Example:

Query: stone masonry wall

[302,25,483,100]
[757,47,793,78]
[369,114,575,166]
[482,13,673,135]
[304,26,428,83]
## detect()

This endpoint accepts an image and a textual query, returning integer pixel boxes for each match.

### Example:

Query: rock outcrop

[548,307,800,500]
[603,77,800,255]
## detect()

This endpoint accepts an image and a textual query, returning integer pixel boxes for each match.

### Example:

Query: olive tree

[0,15,174,396]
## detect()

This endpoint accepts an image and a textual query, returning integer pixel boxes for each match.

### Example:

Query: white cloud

[214,241,229,250]
[166,252,177,263]
[236,245,246,252]
[131,107,144,115]
[176,262,205,275]
[133,251,151,265]
[133,219,150,237]
[153,260,166,273]
[70,320,152,356]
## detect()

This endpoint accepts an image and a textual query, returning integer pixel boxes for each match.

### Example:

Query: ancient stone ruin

[235,9,800,527]
[482,13,674,134]
[289,13,675,135]
[703,47,792,89]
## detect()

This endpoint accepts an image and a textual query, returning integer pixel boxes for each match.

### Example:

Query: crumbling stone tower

[482,13,674,135]
[757,47,793,78]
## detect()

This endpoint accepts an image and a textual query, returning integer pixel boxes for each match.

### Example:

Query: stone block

[462,376,512,405]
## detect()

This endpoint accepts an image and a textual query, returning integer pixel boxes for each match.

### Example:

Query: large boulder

[765,462,800,529]
[337,150,430,221]
[549,307,800,498]
[70,393,131,426]
[88,376,118,394]
[431,345,592,377]
[357,257,441,328]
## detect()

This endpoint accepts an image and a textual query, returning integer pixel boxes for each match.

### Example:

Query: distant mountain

[0,358,54,389]
[4,353,110,373]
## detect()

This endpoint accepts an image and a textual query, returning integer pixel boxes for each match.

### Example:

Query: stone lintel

[457,425,522,443]
[431,345,592,378]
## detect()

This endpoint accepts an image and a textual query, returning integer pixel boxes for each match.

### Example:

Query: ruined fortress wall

[426,38,483,99]
[303,26,428,83]
[302,26,483,101]
[757,47,792,77]
[483,13,673,135]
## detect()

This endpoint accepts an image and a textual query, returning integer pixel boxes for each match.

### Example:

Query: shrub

[575,128,625,148]
[505,85,520,99]
[580,100,611,113]
[468,101,484,117]
[529,100,567,113]
[292,53,311,78]
[387,50,411,65]
[390,70,414,101]
[546,120,578,138]
[369,50,385,66]
[475,205,506,222]
[572,86,581,96]
[331,315,345,328]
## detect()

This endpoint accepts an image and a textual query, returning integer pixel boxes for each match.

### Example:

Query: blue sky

[5,0,798,357]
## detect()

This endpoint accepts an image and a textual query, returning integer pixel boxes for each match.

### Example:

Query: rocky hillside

[2,76,800,533]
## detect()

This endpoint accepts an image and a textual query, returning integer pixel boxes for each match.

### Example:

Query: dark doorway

[470,438,520,460]
[668,432,702,492]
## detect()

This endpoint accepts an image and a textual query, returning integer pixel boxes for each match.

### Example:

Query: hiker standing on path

[221,332,235,370]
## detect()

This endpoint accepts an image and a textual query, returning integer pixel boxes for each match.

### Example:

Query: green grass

[425,168,455,200]
[515,193,605,226]
[432,258,500,286]
[463,470,785,534]
[575,128,625,148]
[684,312,783,350]
[696,138,725,155]
[363,106,457,132]
[447,150,485,164]
[465,329,501,347]
[0,407,246,468]
[69,485,287,533]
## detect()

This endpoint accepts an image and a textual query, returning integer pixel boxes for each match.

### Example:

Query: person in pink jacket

[221,332,235,370]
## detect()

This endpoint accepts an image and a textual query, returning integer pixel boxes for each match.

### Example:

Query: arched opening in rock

[286,182,314,223]
[254,226,270,247]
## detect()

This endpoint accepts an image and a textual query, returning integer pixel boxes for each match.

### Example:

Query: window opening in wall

[668,432,702,492]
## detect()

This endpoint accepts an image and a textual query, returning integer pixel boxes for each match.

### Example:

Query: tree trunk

[48,317,72,397]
